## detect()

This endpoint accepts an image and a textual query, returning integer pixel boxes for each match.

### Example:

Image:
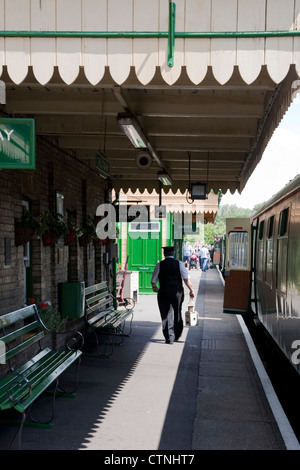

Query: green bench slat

[14,351,81,413]
[0,305,37,328]
[85,290,111,305]
[1,321,41,345]
[107,310,133,327]
[1,331,45,363]
[84,282,133,331]
[87,307,133,329]
[0,303,82,417]
[86,298,112,315]
[84,282,107,296]
[0,348,81,412]
[86,306,114,325]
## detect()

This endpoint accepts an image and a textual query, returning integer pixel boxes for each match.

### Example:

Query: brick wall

[0,135,110,316]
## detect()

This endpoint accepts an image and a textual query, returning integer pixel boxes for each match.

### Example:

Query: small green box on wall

[60,282,85,319]
[0,117,35,169]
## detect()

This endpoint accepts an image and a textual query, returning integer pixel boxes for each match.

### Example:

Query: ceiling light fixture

[158,170,173,186]
[117,112,148,149]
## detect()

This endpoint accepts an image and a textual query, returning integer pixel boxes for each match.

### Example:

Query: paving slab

[0,268,291,451]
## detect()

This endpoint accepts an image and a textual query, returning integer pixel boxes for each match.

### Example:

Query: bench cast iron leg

[9,411,26,450]
[27,378,59,425]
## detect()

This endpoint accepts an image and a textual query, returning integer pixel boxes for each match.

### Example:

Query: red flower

[39,302,48,309]
[28,297,35,304]
[43,232,52,245]
[66,229,76,244]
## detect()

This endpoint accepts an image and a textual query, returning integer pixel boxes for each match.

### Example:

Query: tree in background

[185,203,264,245]
[185,203,264,246]
[203,203,265,244]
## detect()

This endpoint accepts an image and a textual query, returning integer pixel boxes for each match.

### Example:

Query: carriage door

[223,218,251,314]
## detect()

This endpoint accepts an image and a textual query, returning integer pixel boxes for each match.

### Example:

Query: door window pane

[228,231,249,269]
[265,239,273,285]
[277,238,288,293]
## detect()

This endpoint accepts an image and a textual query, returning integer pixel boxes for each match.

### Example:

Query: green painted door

[127,221,162,293]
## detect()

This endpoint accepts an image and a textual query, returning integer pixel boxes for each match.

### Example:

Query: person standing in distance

[151,246,195,344]
[199,244,209,272]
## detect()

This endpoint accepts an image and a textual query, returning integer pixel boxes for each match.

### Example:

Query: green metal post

[168,1,176,67]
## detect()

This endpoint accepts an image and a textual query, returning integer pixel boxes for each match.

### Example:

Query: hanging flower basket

[64,229,77,246]
[64,215,80,246]
[79,215,97,247]
[42,231,60,246]
[14,210,40,246]
[40,211,67,247]
[15,225,36,246]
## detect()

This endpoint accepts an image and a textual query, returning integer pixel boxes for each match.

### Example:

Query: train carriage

[223,174,300,374]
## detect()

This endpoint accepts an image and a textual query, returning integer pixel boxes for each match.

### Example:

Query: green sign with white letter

[0,118,35,169]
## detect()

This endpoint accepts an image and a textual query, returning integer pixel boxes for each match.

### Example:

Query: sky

[220,93,300,209]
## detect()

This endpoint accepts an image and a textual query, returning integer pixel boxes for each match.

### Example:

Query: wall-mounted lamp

[117,112,148,149]
[158,170,172,186]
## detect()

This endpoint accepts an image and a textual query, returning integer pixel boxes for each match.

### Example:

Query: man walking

[199,244,209,272]
[151,246,195,344]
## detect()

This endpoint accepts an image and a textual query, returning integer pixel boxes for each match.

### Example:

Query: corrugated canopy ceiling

[1,0,300,198]
[1,63,298,198]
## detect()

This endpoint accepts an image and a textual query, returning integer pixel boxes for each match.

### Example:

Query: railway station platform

[1,268,299,452]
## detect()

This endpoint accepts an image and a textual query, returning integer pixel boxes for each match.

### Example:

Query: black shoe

[165,339,174,344]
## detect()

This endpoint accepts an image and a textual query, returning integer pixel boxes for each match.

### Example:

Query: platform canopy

[114,188,220,223]
[0,0,300,196]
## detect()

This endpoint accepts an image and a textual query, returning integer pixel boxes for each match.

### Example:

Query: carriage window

[267,216,274,238]
[277,209,289,293]
[265,239,273,285]
[277,238,288,294]
[258,220,264,240]
[257,240,264,280]
[279,208,289,236]
[265,216,274,286]
[228,231,249,269]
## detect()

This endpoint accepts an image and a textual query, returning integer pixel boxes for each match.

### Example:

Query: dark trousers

[157,288,184,342]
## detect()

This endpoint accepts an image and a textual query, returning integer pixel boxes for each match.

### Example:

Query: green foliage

[39,211,67,236]
[28,297,67,331]
[203,203,254,244]
[18,210,40,229]
[217,204,252,219]
[183,203,263,246]
[204,220,226,244]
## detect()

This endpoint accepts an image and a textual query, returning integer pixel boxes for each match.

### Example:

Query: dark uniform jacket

[158,257,183,294]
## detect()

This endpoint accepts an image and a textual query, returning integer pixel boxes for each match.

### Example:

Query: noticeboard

[0,118,35,169]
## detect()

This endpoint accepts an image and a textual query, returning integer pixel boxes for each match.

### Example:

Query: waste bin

[59,281,85,319]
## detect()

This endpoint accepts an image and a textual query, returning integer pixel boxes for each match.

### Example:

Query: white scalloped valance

[0,0,300,86]
[116,188,220,216]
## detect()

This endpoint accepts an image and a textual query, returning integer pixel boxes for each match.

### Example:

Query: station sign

[0,118,35,169]
[115,205,149,223]
[178,222,199,234]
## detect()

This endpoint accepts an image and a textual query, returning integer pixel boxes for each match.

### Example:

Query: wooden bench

[84,281,134,358]
[0,304,83,449]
